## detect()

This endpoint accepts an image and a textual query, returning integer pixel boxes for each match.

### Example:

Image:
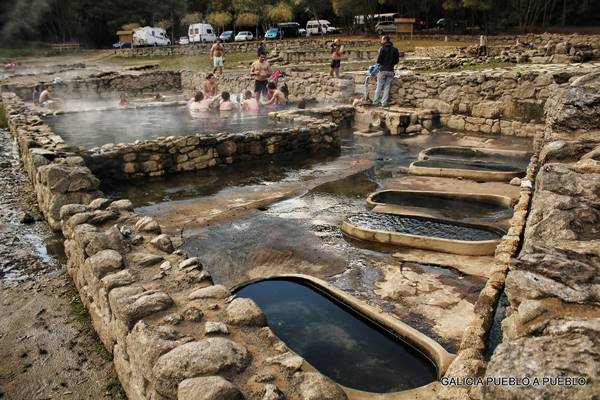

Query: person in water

[265,82,287,107]
[240,90,259,111]
[119,93,129,107]
[38,85,54,107]
[219,91,237,111]
[202,73,218,98]
[189,91,211,112]
[250,53,272,104]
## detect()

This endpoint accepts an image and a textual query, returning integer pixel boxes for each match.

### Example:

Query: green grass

[0,106,7,129]
[0,44,53,59]
[106,52,257,71]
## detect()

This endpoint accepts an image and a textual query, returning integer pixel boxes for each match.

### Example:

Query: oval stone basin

[235,278,438,393]
[408,159,525,181]
[419,146,531,169]
[367,190,514,223]
[342,212,506,255]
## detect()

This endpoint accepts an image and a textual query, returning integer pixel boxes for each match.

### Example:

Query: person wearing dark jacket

[372,35,400,107]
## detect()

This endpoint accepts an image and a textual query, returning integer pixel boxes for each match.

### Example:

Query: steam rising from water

[43,104,284,148]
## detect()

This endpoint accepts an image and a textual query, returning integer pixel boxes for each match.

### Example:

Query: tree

[156,19,172,30]
[235,12,259,27]
[267,2,293,23]
[207,11,233,33]
[121,22,141,30]
[181,12,203,26]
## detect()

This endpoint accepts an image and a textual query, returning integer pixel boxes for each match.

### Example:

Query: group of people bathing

[188,51,289,114]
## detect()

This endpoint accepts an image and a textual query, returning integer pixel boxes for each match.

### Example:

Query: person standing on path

[478,33,488,57]
[250,53,272,104]
[257,40,267,57]
[329,39,344,78]
[372,35,400,108]
[211,39,225,75]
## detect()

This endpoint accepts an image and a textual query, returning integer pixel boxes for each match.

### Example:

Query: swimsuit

[331,59,341,68]
[213,56,224,67]
[254,80,268,94]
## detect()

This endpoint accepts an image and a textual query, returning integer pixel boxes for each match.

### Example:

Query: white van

[188,23,217,43]
[132,27,171,46]
[306,20,338,35]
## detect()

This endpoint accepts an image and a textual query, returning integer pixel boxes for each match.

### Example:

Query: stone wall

[482,72,600,400]
[1,92,102,230]
[181,70,355,103]
[2,70,181,102]
[358,64,598,126]
[83,106,353,180]
[115,38,375,58]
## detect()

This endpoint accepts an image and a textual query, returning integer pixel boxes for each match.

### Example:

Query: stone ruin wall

[0,70,181,102]
[181,70,356,103]
[114,38,374,58]
[83,106,353,181]
[359,64,599,137]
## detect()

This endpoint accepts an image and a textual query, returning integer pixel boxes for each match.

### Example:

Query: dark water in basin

[235,279,438,392]
[43,105,289,148]
[412,158,524,173]
[371,191,514,222]
[347,212,504,241]
[423,146,531,169]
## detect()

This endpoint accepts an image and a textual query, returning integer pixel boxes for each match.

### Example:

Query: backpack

[367,64,380,76]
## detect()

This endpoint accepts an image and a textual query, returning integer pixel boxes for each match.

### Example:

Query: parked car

[112,41,131,49]
[220,31,234,42]
[234,31,254,41]
[265,28,280,40]
[306,20,338,35]
[133,27,171,46]
[178,36,189,45]
[278,22,302,38]
[188,23,216,43]
[298,28,307,36]
[375,21,396,34]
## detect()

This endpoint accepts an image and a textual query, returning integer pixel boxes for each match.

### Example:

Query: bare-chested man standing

[211,39,225,75]
[250,53,272,104]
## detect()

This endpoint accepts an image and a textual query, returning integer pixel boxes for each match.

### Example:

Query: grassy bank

[106,52,257,71]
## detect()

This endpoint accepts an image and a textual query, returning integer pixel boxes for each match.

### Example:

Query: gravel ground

[0,128,125,399]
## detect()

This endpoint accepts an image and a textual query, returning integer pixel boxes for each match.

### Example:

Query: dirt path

[0,128,124,400]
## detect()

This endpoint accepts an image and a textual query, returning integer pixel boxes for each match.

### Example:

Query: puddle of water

[102,154,337,210]
[235,278,438,392]
[347,212,505,241]
[43,105,293,148]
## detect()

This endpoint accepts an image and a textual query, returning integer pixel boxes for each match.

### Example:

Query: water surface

[235,278,438,392]
[44,105,289,148]
[371,191,513,222]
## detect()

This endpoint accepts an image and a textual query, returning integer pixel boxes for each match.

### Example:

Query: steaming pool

[42,105,293,148]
